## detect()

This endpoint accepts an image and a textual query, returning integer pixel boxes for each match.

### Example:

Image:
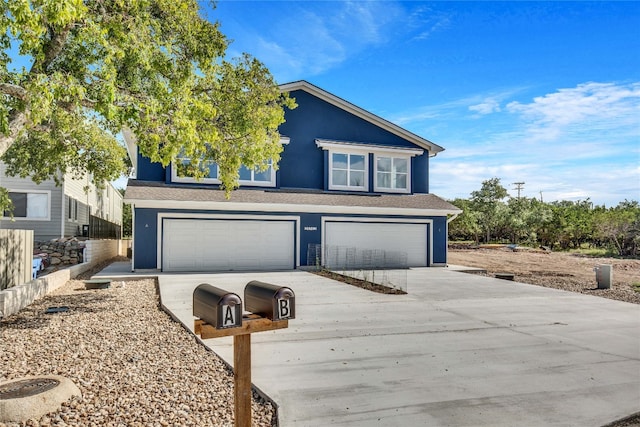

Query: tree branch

[0,83,28,100]
[31,25,72,74]
[0,110,27,158]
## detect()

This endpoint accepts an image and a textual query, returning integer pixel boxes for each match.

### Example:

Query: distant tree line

[449,178,640,257]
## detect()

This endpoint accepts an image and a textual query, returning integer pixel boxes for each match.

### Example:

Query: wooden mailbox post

[193,282,295,427]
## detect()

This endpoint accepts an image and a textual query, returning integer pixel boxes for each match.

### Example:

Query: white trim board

[315,139,424,157]
[129,199,459,217]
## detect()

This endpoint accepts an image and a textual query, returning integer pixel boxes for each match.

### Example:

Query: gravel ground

[0,260,276,427]
[448,248,640,304]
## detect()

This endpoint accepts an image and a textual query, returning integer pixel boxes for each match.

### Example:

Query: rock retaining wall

[35,238,86,267]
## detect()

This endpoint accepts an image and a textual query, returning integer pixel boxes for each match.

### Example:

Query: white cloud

[419,82,640,206]
[506,82,640,142]
[235,1,406,81]
[407,6,452,41]
[469,98,502,115]
[431,152,639,206]
[335,1,401,44]
[394,88,525,125]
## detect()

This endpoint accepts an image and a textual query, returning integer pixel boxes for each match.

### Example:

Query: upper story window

[172,158,276,187]
[238,163,275,184]
[2,191,50,220]
[330,152,368,191]
[316,139,423,194]
[171,137,288,188]
[374,155,410,193]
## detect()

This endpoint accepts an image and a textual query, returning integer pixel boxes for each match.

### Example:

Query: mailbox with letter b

[193,284,243,329]
[192,281,295,427]
[245,281,295,321]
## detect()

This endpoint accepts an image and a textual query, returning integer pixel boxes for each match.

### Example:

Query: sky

[205,1,640,207]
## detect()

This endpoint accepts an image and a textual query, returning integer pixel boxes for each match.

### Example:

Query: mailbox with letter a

[193,284,243,329]
[193,281,295,427]
[244,281,295,321]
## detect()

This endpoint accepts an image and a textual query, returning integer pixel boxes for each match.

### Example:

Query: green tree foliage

[450,180,639,257]
[0,0,295,211]
[470,177,509,243]
[547,200,596,250]
[594,200,640,257]
[504,197,552,244]
[449,198,482,244]
[117,187,131,238]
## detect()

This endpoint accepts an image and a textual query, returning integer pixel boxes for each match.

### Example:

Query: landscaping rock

[0,277,276,426]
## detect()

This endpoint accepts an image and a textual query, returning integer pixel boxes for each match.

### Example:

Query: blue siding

[134,87,430,194]
[133,208,159,269]
[300,213,323,265]
[432,216,448,265]
[133,207,448,269]
[136,153,165,182]
[277,89,428,191]
[412,154,429,194]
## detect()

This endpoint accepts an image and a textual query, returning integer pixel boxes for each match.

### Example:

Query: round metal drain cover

[0,378,60,399]
[0,376,81,423]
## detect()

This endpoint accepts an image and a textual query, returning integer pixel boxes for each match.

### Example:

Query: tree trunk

[0,111,26,158]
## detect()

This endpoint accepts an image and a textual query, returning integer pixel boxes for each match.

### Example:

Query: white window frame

[316,139,423,194]
[2,190,51,221]
[171,158,221,184]
[328,150,369,191]
[373,154,412,193]
[171,159,276,187]
[237,162,277,187]
[170,137,288,187]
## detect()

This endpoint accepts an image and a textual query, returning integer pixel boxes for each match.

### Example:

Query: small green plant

[632,282,640,293]
[570,248,617,257]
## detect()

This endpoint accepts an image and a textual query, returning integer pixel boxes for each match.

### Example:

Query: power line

[513,182,525,199]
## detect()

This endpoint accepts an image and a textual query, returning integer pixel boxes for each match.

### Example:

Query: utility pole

[513,182,525,199]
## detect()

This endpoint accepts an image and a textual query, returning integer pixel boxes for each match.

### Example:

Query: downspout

[130,204,135,272]
[60,175,66,238]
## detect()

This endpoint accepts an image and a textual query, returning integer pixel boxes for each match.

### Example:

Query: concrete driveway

[153,268,639,427]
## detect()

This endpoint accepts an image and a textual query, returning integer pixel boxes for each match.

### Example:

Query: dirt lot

[448,246,640,304]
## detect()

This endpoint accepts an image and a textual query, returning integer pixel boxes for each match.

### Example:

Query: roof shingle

[125,180,461,214]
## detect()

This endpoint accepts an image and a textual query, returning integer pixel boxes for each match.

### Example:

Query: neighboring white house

[0,162,123,241]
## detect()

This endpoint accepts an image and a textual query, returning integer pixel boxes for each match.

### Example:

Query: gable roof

[279,80,445,155]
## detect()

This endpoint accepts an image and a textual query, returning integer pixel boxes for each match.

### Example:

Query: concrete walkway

[95,263,640,426]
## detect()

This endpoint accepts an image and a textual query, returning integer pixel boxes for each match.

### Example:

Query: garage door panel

[163,219,295,272]
[324,221,428,268]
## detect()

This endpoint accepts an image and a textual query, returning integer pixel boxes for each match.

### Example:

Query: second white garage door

[162,218,295,272]
[324,220,429,268]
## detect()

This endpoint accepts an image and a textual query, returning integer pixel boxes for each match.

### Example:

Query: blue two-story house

[124,81,461,272]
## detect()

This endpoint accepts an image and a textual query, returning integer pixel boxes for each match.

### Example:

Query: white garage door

[324,221,428,268]
[162,219,295,272]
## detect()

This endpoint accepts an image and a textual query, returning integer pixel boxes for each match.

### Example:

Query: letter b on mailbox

[193,284,243,329]
[244,281,295,321]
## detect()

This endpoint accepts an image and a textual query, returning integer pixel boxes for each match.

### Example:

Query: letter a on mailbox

[222,305,237,327]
